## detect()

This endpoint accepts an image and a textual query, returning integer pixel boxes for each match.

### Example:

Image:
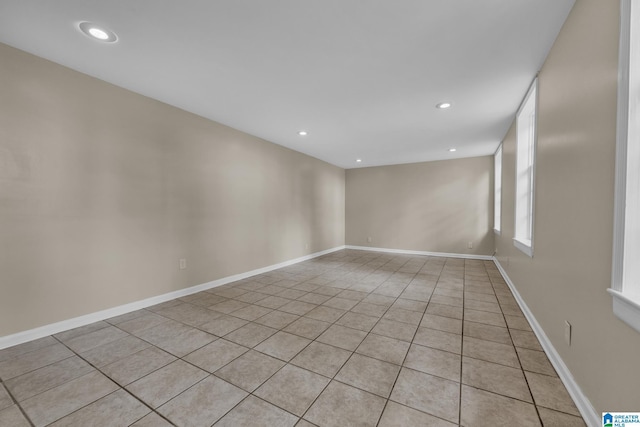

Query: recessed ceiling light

[298,130,308,136]
[436,102,452,109]
[449,148,457,152]
[78,22,117,43]
[356,159,362,163]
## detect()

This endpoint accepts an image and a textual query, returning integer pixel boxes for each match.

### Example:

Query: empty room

[0,0,638,426]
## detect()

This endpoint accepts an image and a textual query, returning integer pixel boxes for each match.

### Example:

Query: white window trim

[513,79,538,257]
[494,144,502,235]
[610,0,640,333]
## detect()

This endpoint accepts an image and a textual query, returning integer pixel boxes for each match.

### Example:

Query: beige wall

[495,0,640,412]
[0,43,345,337]
[346,157,494,255]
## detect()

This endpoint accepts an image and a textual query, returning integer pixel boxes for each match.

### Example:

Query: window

[610,0,640,333]
[514,79,537,256]
[494,145,502,233]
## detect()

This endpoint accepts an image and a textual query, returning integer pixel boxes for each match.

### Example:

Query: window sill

[608,289,640,334]
[513,238,533,257]
[493,228,501,236]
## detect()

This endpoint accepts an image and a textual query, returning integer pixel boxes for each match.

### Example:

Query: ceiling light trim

[78,22,118,43]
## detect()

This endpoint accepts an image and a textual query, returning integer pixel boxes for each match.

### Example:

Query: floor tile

[430,295,463,307]
[224,322,278,347]
[463,321,511,345]
[256,295,292,309]
[279,300,317,316]
[463,309,506,328]
[183,339,248,373]
[5,356,94,402]
[460,385,540,427]
[525,371,580,416]
[215,395,298,427]
[116,312,168,334]
[101,347,176,386]
[324,297,358,311]
[297,293,331,305]
[335,312,379,332]
[390,368,459,424]
[383,308,423,325]
[504,314,532,331]
[464,299,502,314]
[0,343,74,381]
[350,302,388,317]
[462,336,520,368]
[21,371,118,427]
[255,311,300,329]
[234,291,269,304]
[404,344,461,382]
[200,314,248,336]
[305,306,346,323]
[48,389,149,427]
[291,341,352,378]
[461,356,532,402]
[283,317,331,340]
[378,401,456,427]
[278,289,308,300]
[362,294,396,307]
[80,335,150,367]
[0,337,58,363]
[426,303,463,320]
[0,384,11,410]
[390,298,428,313]
[209,299,249,314]
[53,322,111,343]
[371,319,418,342]
[155,303,222,327]
[0,405,31,427]
[304,381,386,427]
[510,329,543,351]
[140,323,215,358]
[130,412,173,426]
[228,304,273,321]
[420,314,462,334]
[413,327,462,354]
[64,326,129,354]
[215,350,285,392]
[356,333,410,365]
[255,364,329,416]
[537,407,587,426]
[126,360,207,408]
[180,292,227,307]
[254,331,311,361]
[157,375,247,426]
[335,353,400,397]
[516,347,556,376]
[316,324,367,351]
[464,291,498,304]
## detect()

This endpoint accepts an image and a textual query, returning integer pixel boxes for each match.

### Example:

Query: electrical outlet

[367,236,372,243]
[468,241,473,249]
[564,320,572,346]
[179,259,187,270]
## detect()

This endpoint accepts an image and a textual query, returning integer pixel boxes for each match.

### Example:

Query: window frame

[513,79,538,257]
[610,0,640,333]
[494,144,503,234]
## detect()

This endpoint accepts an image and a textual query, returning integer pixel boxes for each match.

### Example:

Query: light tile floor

[0,250,586,426]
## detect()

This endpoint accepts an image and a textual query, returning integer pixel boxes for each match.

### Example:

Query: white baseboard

[346,245,494,260]
[492,258,599,427]
[0,245,346,350]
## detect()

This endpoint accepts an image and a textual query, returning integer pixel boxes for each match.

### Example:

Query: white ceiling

[0,1,575,169]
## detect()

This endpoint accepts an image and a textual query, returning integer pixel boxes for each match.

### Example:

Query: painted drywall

[346,157,494,255]
[495,0,640,412]
[0,43,345,337]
